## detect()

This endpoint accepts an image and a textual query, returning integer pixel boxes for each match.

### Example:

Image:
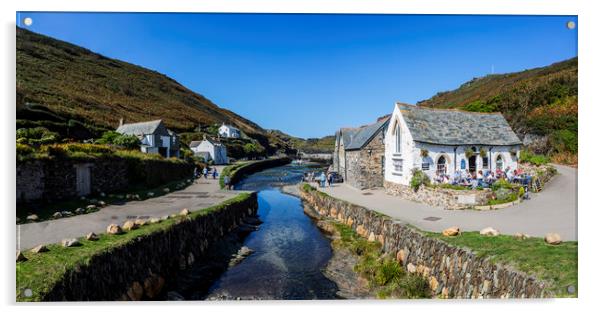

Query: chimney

[119,118,124,127]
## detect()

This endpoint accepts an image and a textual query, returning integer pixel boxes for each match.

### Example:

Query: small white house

[190,137,229,164]
[218,123,241,138]
[116,119,180,158]
[384,103,522,186]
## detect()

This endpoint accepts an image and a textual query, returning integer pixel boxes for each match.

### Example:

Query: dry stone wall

[300,187,548,298]
[384,181,493,210]
[40,193,258,301]
[345,133,385,190]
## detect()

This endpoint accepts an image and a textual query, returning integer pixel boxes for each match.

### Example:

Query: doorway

[75,164,91,196]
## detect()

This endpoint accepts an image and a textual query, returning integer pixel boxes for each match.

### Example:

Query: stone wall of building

[384,181,493,210]
[300,186,548,298]
[37,193,258,301]
[345,133,385,189]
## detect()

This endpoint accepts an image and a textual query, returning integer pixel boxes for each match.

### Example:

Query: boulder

[429,276,439,292]
[368,232,376,242]
[86,204,97,210]
[86,232,99,241]
[143,274,165,299]
[396,249,406,264]
[122,220,138,231]
[74,208,86,215]
[26,214,39,222]
[61,238,80,247]
[149,217,160,224]
[52,212,63,219]
[147,192,155,197]
[480,227,500,237]
[98,201,106,207]
[17,250,27,262]
[31,244,49,253]
[180,208,191,216]
[407,263,416,273]
[126,281,144,301]
[442,227,460,237]
[160,215,169,221]
[134,219,147,226]
[514,232,530,240]
[106,224,123,235]
[545,233,562,245]
[163,188,170,193]
[61,211,73,216]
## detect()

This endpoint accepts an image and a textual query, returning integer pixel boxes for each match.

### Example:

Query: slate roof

[397,103,522,146]
[189,141,202,148]
[116,120,164,136]
[341,117,390,150]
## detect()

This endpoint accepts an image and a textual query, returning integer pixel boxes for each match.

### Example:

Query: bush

[96,131,141,149]
[16,127,60,145]
[520,150,550,166]
[491,178,514,191]
[549,129,577,154]
[410,169,430,191]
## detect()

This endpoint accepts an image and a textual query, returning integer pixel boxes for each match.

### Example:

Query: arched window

[394,123,401,153]
[437,156,447,175]
[496,155,504,170]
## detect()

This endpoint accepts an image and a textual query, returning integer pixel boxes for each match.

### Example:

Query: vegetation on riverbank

[16,193,253,302]
[330,222,431,299]
[425,231,578,297]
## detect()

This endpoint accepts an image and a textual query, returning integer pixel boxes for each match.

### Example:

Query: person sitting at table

[476,170,484,186]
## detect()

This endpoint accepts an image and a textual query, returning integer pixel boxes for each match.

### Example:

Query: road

[317,164,577,240]
[17,166,244,250]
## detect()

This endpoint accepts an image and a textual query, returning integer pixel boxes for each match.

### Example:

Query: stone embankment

[300,185,549,298]
[225,157,292,187]
[20,193,258,301]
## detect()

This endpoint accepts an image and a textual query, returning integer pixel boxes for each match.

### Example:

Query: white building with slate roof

[116,119,180,158]
[218,123,241,138]
[190,136,229,165]
[384,103,522,186]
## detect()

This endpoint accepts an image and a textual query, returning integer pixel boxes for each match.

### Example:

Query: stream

[170,163,341,300]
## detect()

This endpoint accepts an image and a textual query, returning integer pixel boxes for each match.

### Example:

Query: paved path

[317,164,577,240]
[17,166,244,250]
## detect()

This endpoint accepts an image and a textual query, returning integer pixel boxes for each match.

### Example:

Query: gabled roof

[220,123,240,131]
[396,103,522,146]
[189,140,202,148]
[116,119,164,136]
[340,116,390,151]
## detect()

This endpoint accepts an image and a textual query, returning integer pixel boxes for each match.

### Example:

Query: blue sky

[17,13,577,138]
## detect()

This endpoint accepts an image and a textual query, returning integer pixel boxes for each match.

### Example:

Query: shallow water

[203,163,339,300]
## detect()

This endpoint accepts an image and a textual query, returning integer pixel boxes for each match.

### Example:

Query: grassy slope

[417,58,578,161]
[16,193,252,301]
[426,231,577,297]
[267,129,335,154]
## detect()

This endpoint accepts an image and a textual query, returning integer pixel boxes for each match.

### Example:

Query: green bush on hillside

[95,131,141,150]
[410,169,431,191]
[16,127,60,145]
[519,150,550,166]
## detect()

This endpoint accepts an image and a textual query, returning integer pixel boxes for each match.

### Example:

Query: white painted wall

[384,104,521,186]
[218,125,241,138]
[195,140,229,164]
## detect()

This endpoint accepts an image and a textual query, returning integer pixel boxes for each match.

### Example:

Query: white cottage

[384,103,522,186]
[116,119,180,158]
[218,123,241,138]
[190,137,229,164]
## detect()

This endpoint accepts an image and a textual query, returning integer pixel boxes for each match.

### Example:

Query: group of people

[194,166,219,180]
[303,171,336,188]
[434,167,532,190]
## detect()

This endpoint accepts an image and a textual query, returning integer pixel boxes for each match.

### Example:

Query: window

[482,156,489,168]
[394,123,401,153]
[392,158,403,174]
[460,159,466,170]
[436,156,447,175]
[496,155,504,170]
[421,157,430,170]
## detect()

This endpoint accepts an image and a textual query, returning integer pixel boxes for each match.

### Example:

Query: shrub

[16,127,60,145]
[375,258,404,286]
[549,129,577,154]
[520,150,550,166]
[491,178,514,191]
[410,168,430,191]
[96,131,141,149]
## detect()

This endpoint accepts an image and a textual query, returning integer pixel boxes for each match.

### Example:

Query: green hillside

[417,58,577,164]
[16,27,298,155]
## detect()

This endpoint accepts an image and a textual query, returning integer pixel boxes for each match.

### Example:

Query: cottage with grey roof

[190,136,229,165]
[384,103,522,188]
[116,119,180,158]
[333,116,390,189]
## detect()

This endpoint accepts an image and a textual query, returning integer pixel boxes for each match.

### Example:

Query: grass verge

[16,192,253,302]
[424,231,577,297]
[331,222,431,299]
